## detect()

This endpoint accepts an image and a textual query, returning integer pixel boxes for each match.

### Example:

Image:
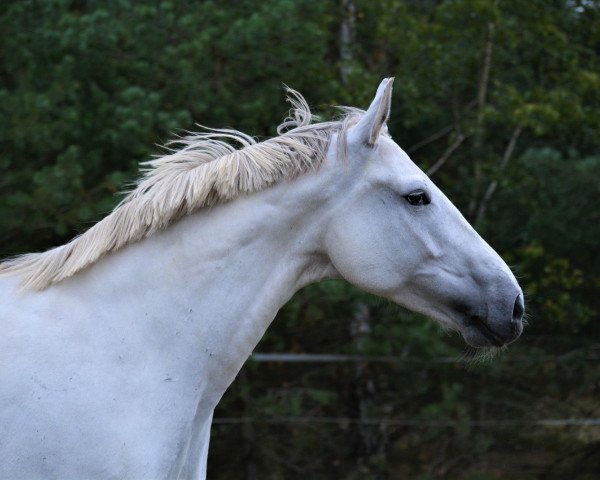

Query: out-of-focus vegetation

[1,0,599,478]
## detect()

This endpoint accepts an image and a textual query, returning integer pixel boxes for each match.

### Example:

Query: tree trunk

[340,0,356,85]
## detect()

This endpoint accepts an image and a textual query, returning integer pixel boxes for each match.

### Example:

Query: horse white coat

[0,79,523,479]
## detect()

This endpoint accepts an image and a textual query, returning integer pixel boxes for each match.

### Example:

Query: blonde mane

[1,89,360,291]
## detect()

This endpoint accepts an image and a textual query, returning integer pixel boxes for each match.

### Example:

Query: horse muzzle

[460,293,525,348]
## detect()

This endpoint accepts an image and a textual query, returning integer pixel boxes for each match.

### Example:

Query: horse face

[324,79,524,348]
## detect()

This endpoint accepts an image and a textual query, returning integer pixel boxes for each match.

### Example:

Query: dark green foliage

[1,0,599,478]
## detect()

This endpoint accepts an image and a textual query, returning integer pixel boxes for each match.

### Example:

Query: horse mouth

[465,315,505,347]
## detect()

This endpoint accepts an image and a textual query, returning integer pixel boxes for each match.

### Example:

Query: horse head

[323,78,524,348]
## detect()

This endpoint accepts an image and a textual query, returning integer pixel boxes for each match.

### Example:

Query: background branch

[407,124,454,153]
[427,131,467,177]
[474,125,523,224]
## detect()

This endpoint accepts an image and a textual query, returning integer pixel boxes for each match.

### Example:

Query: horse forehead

[371,138,425,178]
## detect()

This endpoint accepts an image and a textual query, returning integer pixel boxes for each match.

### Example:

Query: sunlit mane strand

[0,89,361,291]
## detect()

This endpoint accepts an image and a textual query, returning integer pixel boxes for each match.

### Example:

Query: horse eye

[405,190,430,206]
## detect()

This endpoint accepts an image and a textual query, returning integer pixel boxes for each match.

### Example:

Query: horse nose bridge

[464,241,517,288]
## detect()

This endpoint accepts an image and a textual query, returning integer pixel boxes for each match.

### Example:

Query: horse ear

[353,77,395,146]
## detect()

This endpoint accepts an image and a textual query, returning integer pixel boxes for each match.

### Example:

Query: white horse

[0,79,523,479]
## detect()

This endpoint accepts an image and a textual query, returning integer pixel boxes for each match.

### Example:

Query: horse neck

[68,159,339,407]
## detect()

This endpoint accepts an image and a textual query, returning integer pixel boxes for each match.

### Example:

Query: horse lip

[468,315,504,347]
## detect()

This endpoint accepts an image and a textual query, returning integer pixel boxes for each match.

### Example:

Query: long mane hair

[0,89,362,290]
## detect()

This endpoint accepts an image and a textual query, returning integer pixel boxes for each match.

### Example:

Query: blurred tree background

[1,0,599,478]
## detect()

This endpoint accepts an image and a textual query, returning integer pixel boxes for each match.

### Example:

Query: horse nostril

[512,294,524,323]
